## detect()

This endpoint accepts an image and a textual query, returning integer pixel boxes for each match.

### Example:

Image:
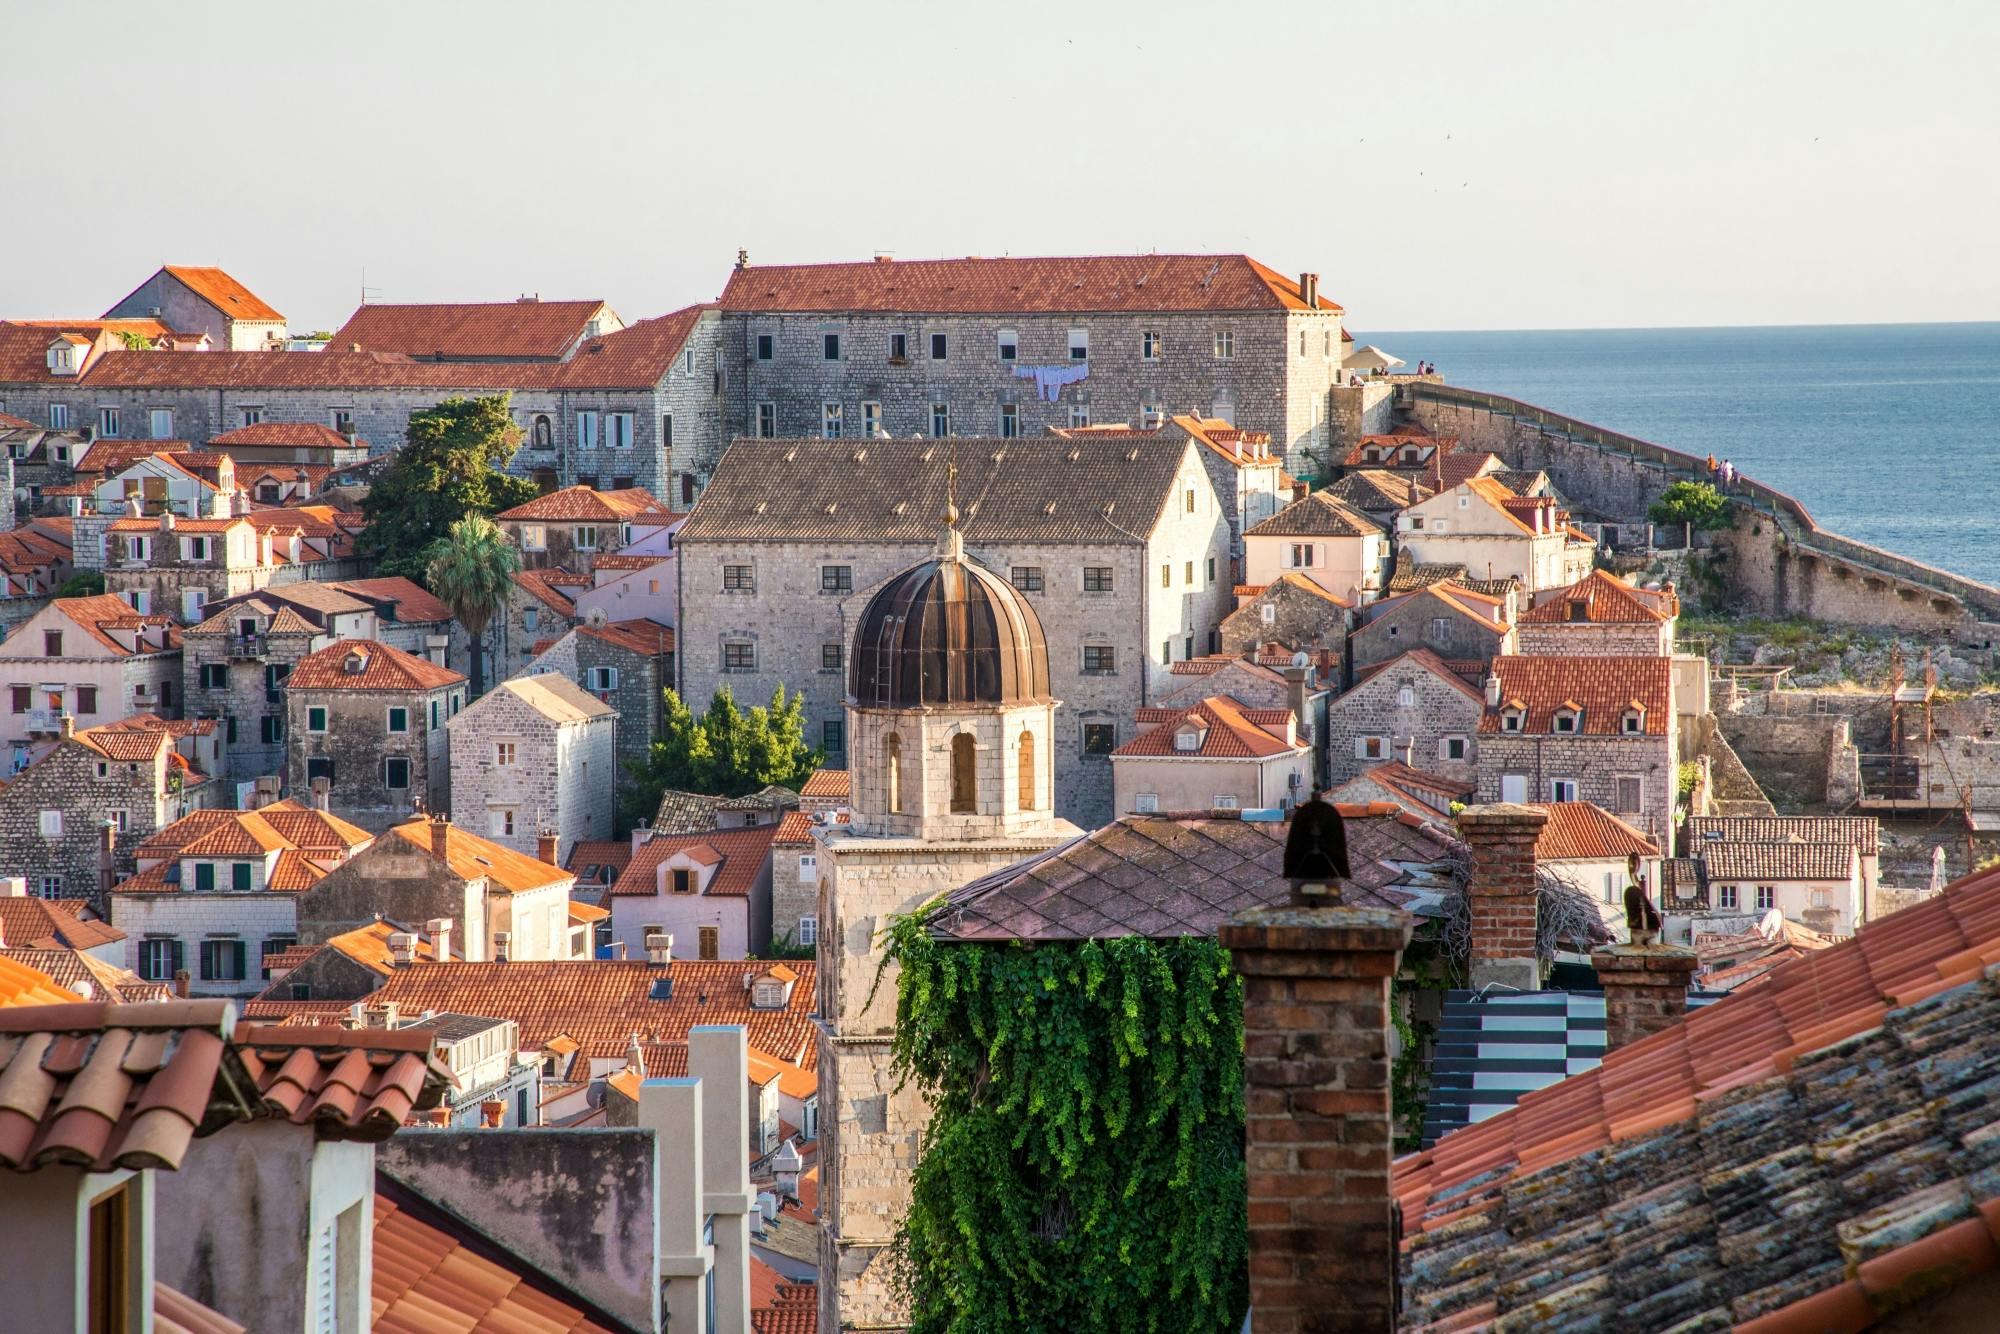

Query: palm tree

[425,515,519,697]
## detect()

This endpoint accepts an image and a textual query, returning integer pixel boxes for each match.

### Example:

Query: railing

[23,708,61,734]
[1403,382,2000,620]
[228,633,265,657]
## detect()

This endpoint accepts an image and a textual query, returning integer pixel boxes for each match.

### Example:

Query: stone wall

[1475,731,1677,844]
[1714,712,1853,811]
[294,832,485,951]
[1325,661,1482,786]
[287,679,456,826]
[182,628,318,782]
[1327,378,1397,462]
[0,737,173,908]
[769,837,818,949]
[1219,579,1350,659]
[446,689,614,865]
[1352,594,1506,677]
[571,635,669,773]
[108,890,297,996]
[1516,620,1672,657]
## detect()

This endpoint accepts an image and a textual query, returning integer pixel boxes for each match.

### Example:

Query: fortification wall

[1405,384,2000,642]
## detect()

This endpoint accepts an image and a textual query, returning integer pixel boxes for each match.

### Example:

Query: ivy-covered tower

[816,489,1082,1332]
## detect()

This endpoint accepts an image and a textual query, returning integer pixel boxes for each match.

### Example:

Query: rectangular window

[1214,330,1234,359]
[722,564,754,591]
[672,868,695,895]
[930,332,949,360]
[1615,776,1642,813]
[722,641,755,671]
[194,862,215,893]
[307,706,328,733]
[1161,564,1171,589]
[8,686,26,713]
[149,408,173,439]
[98,407,120,437]
[1355,736,1387,760]
[76,685,97,714]
[574,525,600,550]
[797,915,818,946]
[1440,736,1469,761]
[931,403,950,437]
[608,412,634,449]
[1083,567,1113,593]
[1162,638,1173,665]
[430,700,440,728]
[48,403,69,429]
[200,664,228,689]
[260,715,283,744]
[387,706,409,734]
[997,330,1018,361]
[662,413,674,447]
[239,406,264,426]
[1134,793,1160,814]
[331,408,355,434]
[1185,560,1196,584]
[1291,543,1316,568]
[1068,403,1090,428]
[755,333,774,360]
[821,403,844,439]
[821,643,844,671]
[755,402,776,437]
[1214,794,1240,810]
[822,332,842,361]
[888,333,907,362]
[199,938,247,982]
[1206,556,1217,582]
[138,938,183,981]
[496,741,517,766]
[1140,402,1162,428]
[584,666,620,692]
[831,567,864,603]
[1756,886,1776,911]
[1011,566,1044,592]
[1067,328,1088,360]
[491,809,516,838]
[860,401,881,437]
[998,404,1018,438]
[307,756,334,782]
[39,808,62,837]
[1550,778,1579,802]
[1082,723,1116,755]
[575,411,598,449]
[231,861,252,892]
[1082,645,1116,674]
[383,756,410,789]
[1142,330,1161,360]
[698,925,719,960]
[1718,884,1739,910]
[822,719,844,754]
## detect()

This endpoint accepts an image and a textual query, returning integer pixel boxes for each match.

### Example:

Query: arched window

[531,415,553,448]
[1017,729,1036,811]
[951,733,977,813]
[885,732,904,813]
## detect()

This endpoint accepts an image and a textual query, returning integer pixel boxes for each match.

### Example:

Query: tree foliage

[884,920,1247,1334]
[56,572,106,598]
[1649,480,1732,533]
[619,685,822,826]
[358,394,537,579]
[424,515,520,696]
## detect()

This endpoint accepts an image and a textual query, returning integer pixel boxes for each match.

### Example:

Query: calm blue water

[1358,323,2000,585]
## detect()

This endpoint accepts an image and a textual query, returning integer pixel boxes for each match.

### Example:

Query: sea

[1358,322,2000,586]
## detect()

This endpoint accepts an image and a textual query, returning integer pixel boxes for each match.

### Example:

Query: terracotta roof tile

[286,638,465,691]
[330,576,452,625]
[499,484,674,523]
[372,1184,619,1332]
[718,253,1340,314]
[0,954,84,1008]
[1479,656,1672,735]
[753,1281,819,1334]
[1244,490,1383,539]
[208,421,365,452]
[565,840,633,888]
[153,1280,247,1334]
[330,299,609,361]
[0,899,123,953]
[612,824,779,899]
[800,768,851,800]
[1699,840,1859,881]
[1321,468,1431,511]
[1687,815,1880,858]
[513,569,579,618]
[384,819,571,895]
[771,811,817,847]
[1518,568,1676,625]
[233,1023,451,1137]
[578,617,673,657]
[1116,694,1302,759]
[555,303,710,389]
[1529,801,1660,861]
[160,265,283,322]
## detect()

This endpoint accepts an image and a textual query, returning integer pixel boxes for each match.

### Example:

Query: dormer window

[1623,706,1646,735]
[1568,599,1589,622]
[1552,706,1580,734]
[1174,727,1203,752]
[671,867,695,895]
[342,650,367,675]
[1501,708,1525,733]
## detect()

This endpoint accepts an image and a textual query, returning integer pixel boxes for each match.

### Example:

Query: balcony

[228,633,265,658]
[24,708,61,734]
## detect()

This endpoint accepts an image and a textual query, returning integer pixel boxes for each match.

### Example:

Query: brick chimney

[1222,898,1412,1332]
[1592,943,1699,1051]
[429,813,451,860]
[1458,803,1548,992]
[537,828,560,867]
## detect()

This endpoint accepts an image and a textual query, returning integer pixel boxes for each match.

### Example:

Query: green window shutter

[194,863,214,892]
[232,862,252,891]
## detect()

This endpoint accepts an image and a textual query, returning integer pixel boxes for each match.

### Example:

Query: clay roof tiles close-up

[232,1023,452,1139]
[1480,655,1673,735]
[329,298,610,361]
[285,638,465,691]
[611,824,780,899]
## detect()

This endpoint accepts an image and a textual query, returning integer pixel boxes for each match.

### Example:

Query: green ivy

[885,918,1247,1334]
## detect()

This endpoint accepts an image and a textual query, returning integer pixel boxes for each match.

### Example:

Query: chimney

[174,969,190,998]
[60,714,75,740]
[159,509,175,533]
[537,828,560,867]
[1220,864,1412,1330]
[480,1099,506,1128]
[1299,272,1318,306]
[388,932,417,965]
[492,930,510,963]
[429,813,451,860]
[0,877,25,898]
[631,821,655,851]
[425,917,453,962]
[346,1003,367,1029]
[1592,941,1698,1051]
[1458,803,1549,992]
[1283,663,1310,736]
[646,933,674,966]
[425,633,448,667]
[627,1033,647,1077]
[97,819,117,901]
[1484,674,1502,709]
[310,775,330,812]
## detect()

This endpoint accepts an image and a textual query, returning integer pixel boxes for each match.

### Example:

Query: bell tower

[816,483,1080,1331]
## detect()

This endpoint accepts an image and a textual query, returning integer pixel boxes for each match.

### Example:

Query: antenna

[359,267,382,306]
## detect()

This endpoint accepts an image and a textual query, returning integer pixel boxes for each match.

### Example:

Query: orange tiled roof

[1529,801,1660,861]
[250,800,375,854]
[1252,570,1353,610]
[330,299,609,361]
[556,303,710,389]
[330,576,453,625]
[499,484,673,523]
[1171,414,1279,469]
[76,725,172,763]
[209,421,364,450]
[800,768,851,800]
[1518,569,1675,624]
[47,592,174,656]
[1116,695,1302,759]
[718,253,1342,314]
[565,840,634,887]
[771,811,817,846]
[177,812,291,858]
[1350,648,1489,706]
[753,1281,819,1334]
[160,265,283,322]
[612,824,779,899]
[286,638,465,691]
[373,1186,619,1332]
[1244,490,1383,539]
[0,999,255,1170]
[1352,761,1475,811]
[234,1023,450,1137]
[578,617,673,657]
[513,570,578,618]
[153,1282,245,1334]
[0,955,75,1008]
[0,898,123,953]
[384,819,572,895]
[1480,656,1672,735]
[321,920,451,975]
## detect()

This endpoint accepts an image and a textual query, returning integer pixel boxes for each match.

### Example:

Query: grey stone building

[676,436,1232,827]
[1325,648,1486,788]
[1351,582,1516,680]
[1515,569,1678,657]
[768,811,819,953]
[523,616,676,774]
[0,719,191,909]
[495,569,583,676]
[716,252,1348,473]
[445,673,614,865]
[1219,572,1352,661]
[494,484,677,576]
[284,639,465,828]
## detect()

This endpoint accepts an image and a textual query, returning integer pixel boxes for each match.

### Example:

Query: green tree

[56,572,106,598]
[424,515,520,697]
[116,330,153,351]
[1649,480,1731,542]
[619,685,822,827]
[358,394,537,579]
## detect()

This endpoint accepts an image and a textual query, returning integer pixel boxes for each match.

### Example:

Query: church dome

[850,552,1052,710]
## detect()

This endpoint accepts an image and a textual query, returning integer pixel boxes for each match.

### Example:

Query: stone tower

[816,493,1082,1332]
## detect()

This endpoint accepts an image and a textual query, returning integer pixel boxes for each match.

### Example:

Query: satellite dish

[585,606,609,628]
[1758,907,1784,939]
[1290,650,1311,669]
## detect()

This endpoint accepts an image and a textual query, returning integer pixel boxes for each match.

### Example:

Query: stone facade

[769,822,820,951]
[1219,574,1352,659]
[182,615,321,783]
[0,730,182,908]
[105,267,287,350]
[285,660,461,829]
[1477,727,1677,846]
[259,943,383,1001]
[1351,586,1513,679]
[445,675,615,865]
[110,889,299,998]
[1325,652,1484,787]
[1516,618,1673,657]
[103,515,288,624]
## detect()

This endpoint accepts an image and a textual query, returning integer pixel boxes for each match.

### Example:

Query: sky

[5,1,1996,334]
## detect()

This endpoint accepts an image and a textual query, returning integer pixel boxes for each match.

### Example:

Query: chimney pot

[310,775,330,812]
[1458,803,1550,992]
[60,714,75,739]
[1592,942,1698,1051]
[480,1098,506,1128]
[0,876,25,898]
[430,813,451,860]
[492,930,510,963]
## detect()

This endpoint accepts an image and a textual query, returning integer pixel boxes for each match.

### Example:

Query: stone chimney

[0,877,25,898]
[1458,803,1549,993]
[1283,663,1310,736]
[537,828,560,867]
[97,818,117,903]
[1484,674,1502,709]
[425,633,448,667]
[1221,893,1412,1330]
[429,812,451,860]
[173,969,190,998]
[631,821,655,851]
[1592,942,1699,1051]
[627,1033,646,1077]
[492,930,510,963]
[310,775,331,812]
[388,932,417,965]
[60,714,75,740]
[425,917,453,962]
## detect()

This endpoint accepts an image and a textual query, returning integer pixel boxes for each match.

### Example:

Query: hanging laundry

[1012,363,1090,403]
